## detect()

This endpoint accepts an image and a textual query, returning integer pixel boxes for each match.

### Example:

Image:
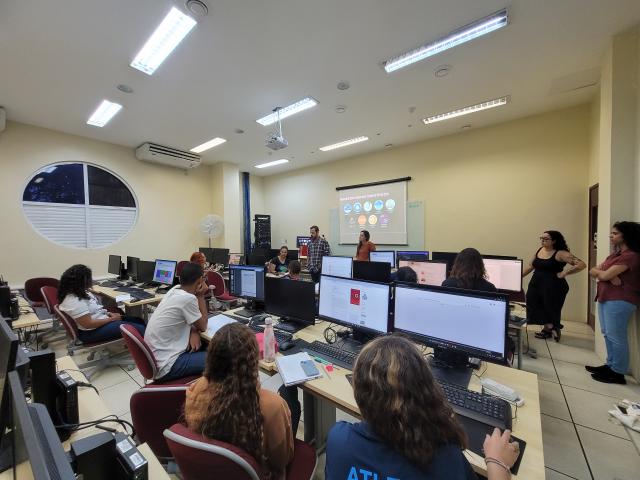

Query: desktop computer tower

[0,285,11,318]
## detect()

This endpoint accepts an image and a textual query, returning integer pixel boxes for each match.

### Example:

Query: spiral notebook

[275,352,323,386]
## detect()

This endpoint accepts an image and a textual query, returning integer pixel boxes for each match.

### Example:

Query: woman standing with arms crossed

[523,231,586,341]
[355,230,376,261]
[586,221,640,384]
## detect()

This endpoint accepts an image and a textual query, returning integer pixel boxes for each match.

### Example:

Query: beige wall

[0,121,219,285]
[262,105,591,324]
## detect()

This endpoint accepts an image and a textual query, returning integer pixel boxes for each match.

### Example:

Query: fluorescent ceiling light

[319,136,369,152]
[255,159,289,169]
[256,97,318,126]
[190,137,227,153]
[422,95,510,124]
[86,100,122,127]
[130,7,197,75]
[384,9,508,73]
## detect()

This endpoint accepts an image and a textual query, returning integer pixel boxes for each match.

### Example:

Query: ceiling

[2,0,640,175]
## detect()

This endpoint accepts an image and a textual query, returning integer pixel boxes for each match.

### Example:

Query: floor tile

[540,415,591,480]
[521,353,559,383]
[92,365,132,390]
[99,378,140,416]
[539,380,571,421]
[562,322,595,336]
[524,330,552,358]
[564,386,629,439]
[545,468,578,479]
[577,425,640,480]
[554,359,640,399]
[547,340,601,366]
[126,368,146,387]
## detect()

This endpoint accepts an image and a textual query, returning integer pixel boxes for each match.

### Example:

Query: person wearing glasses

[523,231,585,341]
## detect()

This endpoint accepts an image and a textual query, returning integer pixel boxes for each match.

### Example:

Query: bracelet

[485,457,511,475]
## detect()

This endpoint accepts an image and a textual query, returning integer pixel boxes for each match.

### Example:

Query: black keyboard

[439,380,512,430]
[247,323,292,345]
[235,308,261,318]
[299,340,358,370]
[100,280,122,288]
[113,287,155,300]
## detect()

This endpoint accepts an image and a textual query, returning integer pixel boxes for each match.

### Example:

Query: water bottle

[263,317,276,363]
[208,285,216,313]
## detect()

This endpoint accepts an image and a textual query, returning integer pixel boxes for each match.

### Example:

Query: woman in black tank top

[523,231,586,341]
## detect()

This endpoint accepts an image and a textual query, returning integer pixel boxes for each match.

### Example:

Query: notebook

[275,352,323,386]
[206,314,237,337]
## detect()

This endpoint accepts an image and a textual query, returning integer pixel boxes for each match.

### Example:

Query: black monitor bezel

[153,259,177,285]
[321,255,353,278]
[369,250,396,266]
[198,247,215,264]
[212,248,230,266]
[482,257,523,293]
[318,274,392,336]
[264,277,316,327]
[396,250,430,266]
[228,265,266,301]
[107,255,121,276]
[352,260,391,283]
[136,260,155,283]
[126,256,139,280]
[393,283,509,365]
[0,318,18,444]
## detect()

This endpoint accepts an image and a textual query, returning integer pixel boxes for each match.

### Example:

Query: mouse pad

[456,415,526,475]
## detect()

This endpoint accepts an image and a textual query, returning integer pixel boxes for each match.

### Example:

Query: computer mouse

[279,340,296,351]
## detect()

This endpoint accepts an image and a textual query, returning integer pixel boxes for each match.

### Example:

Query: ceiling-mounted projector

[264,106,288,151]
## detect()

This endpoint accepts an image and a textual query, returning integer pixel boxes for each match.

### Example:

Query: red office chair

[205,271,237,310]
[37,285,66,348]
[119,324,199,385]
[164,423,317,480]
[176,261,190,278]
[40,286,58,315]
[24,277,59,308]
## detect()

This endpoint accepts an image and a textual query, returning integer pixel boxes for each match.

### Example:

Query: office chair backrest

[120,324,158,381]
[54,304,79,343]
[206,271,228,298]
[40,285,59,315]
[25,277,59,307]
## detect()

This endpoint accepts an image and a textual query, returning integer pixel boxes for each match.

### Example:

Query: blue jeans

[78,316,145,344]
[159,350,207,382]
[598,300,636,375]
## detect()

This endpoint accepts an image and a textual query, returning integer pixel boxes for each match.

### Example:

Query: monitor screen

[137,260,155,283]
[287,249,299,261]
[0,318,18,441]
[264,277,316,326]
[321,256,352,279]
[108,255,121,276]
[296,236,311,248]
[228,253,244,265]
[212,248,230,265]
[483,258,523,292]
[318,275,391,335]
[352,260,391,283]
[153,259,177,285]
[396,250,430,264]
[247,254,267,266]
[198,247,215,264]
[369,250,395,266]
[229,265,265,301]
[393,284,508,364]
[398,260,447,286]
[126,256,139,280]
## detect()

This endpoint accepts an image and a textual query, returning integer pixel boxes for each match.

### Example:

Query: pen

[312,356,331,365]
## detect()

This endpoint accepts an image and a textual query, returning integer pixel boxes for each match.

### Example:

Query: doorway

[587,184,598,329]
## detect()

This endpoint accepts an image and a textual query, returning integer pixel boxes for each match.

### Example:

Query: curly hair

[57,264,92,304]
[353,335,467,469]
[199,323,267,471]
[545,230,569,251]
[613,221,640,252]
[449,248,487,289]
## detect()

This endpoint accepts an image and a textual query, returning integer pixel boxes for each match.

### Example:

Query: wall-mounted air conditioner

[135,142,201,170]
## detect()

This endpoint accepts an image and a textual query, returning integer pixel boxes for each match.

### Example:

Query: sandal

[534,328,553,339]
[552,327,562,343]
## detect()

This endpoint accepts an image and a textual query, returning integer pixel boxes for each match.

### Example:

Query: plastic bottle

[263,317,276,362]
[208,285,216,313]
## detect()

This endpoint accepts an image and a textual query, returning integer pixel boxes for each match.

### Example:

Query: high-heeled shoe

[552,327,562,342]
[534,328,553,339]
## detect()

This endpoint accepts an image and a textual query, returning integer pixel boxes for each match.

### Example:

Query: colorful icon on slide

[357,215,367,226]
[368,215,378,225]
[374,200,384,211]
[385,199,396,210]
[353,202,362,213]
[364,201,372,212]
[343,203,352,214]
[379,213,390,226]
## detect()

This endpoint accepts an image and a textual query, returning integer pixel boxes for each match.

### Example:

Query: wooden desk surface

[11,295,43,329]
[92,284,163,307]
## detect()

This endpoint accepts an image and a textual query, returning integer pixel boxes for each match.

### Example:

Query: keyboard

[439,380,512,430]
[113,287,155,300]
[247,323,292,345]
[235,308,260,318]
[298,340,358,370]
[100,280,122,288]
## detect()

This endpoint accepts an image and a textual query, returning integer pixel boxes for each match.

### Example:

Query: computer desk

[202,309,544,480]
[92,285,163,320]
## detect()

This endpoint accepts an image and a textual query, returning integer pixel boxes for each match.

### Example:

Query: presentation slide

[399,261,447,286]
[483,259,523,292]
[338,180,407,244]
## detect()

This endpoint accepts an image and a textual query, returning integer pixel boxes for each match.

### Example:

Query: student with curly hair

[325,335,519,480]
[58,264,145,343]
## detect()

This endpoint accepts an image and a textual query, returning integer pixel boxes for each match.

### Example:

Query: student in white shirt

[58,264,146,343]
[144,262,208,382]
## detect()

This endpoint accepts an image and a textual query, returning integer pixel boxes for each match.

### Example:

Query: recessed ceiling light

[422,95,510,124]
[384,143,393,148]
[461,124,472,130]
[335,105,347,113]
[255,159,289,169]
[319,136,369,152]
[434,65,452,77]
[86,100,122,127]
[185,0,208,17]
[117,84,134,93]
[234,128,245,134]
[190,137,226,153]
[256,97,318,126]
[383,9,508,73]
[337,81,350,90]
[130,7,197,76]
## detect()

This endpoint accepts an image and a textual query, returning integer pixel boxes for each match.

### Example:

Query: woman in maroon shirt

[587,221,640,384]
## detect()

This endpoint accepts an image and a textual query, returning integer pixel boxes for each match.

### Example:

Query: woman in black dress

[523,231,585,341]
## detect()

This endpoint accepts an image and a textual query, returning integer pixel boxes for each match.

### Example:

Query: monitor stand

[234,300,264,319]
[338,329,375,354]
[274,317,309,334]
[429,347,473,388]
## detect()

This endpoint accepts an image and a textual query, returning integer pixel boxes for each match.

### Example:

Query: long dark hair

[614,221,640,252]
[449,248,486,289]
[545,230,569,251]
[353,335,466,470]
[57,264,92,303]
[199,324,267,472]
[357,230,371,255]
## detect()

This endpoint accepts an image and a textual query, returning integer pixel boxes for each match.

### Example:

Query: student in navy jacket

[325,335,519,480]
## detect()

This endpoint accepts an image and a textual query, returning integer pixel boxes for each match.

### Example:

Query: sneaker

[585,364,610,374]
[591,371,626,385]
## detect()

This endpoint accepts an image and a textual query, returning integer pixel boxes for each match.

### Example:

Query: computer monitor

[228,253,244,265]
[107,255,121,276]
[431,251,458,275]
[321,256,352,279]
[8,372,75,479]
[136,260,155,283]
[287,249,299,261]
[483,258,523,292]
[229,265,265,301]
[198,247,215,264]
[296,236,311,248]
[264,277,316,333]
[396,250,430,264]
[393,284,508,367]
[212,248,230,266]
[318,275,391,343]
[0,318,18,469]
[247,254,267,266]
[126,256,139,281]
[370,250,395,266]
[398,260,447,286]
[152,259,177,286]
[482,254,518,260]
[352,260,391,283]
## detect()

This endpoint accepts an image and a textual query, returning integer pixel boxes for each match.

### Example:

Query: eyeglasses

[539,237,552,241]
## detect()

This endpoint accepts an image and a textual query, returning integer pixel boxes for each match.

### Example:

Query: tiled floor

[49,321,640,480]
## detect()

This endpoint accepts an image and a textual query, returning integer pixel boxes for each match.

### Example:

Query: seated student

[185,323,301,480]
[269,246,290,274]
[442,248,497,292]
[144,262,208,382]
[325,335,519,480]
[58,264,146,343]
[284,260,302,280]
[190,251,213,272]
[395,265,418,283]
